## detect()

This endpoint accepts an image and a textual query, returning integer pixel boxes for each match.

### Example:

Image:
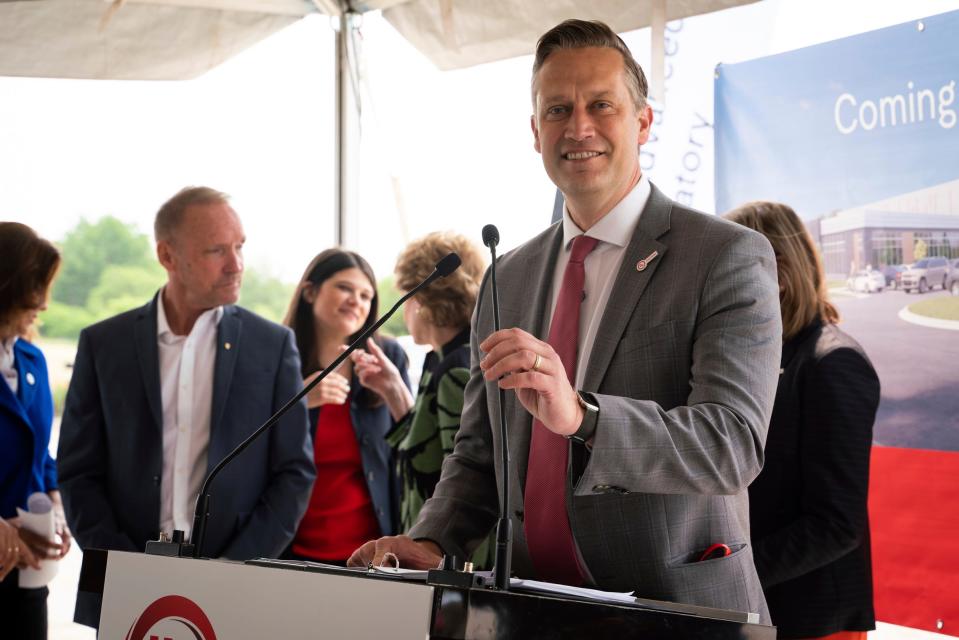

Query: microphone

[186,253,462,558]
[481,224,499,249]
[482,224,513,591]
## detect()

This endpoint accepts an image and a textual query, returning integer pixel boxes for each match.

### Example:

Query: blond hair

[724,201,839,340]
[394,232,486,329]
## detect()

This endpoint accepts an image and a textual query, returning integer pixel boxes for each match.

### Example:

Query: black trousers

[0,570,48,640]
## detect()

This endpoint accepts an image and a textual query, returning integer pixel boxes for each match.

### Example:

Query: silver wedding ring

[531,353,543,372]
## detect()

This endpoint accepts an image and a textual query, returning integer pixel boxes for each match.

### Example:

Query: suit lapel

[0,368,28,426]
[14,343,39,412]
[582,185,672,392]
[134,296,163,433]
[513,224,564,492]
[210,306,241,445]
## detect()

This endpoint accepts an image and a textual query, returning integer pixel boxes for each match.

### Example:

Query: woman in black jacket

[726,202,880,640]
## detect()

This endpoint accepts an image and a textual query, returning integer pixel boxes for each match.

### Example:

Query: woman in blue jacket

[281,249,410,564]
[0,222,71,640]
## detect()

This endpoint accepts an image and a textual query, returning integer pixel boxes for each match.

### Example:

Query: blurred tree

[914,238,928,261]
[239,268,295,324]
[52,217,156,307]
[38,301,96,339]
[377,275,408,338]
[87,264,166,315]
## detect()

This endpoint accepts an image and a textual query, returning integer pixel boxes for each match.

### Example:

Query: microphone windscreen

[482,224,500,248]
[435,252,461,278]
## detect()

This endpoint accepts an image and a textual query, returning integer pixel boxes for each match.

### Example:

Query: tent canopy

[0,0,758,79]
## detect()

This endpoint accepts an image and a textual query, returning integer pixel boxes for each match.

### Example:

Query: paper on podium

[510,578,636,604]
[16,492,58,588]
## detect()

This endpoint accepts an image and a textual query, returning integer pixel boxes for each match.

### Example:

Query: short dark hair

[154,186,230,242]
[532,19,648,109]
[0,222,61,335]
[394,231,486,329]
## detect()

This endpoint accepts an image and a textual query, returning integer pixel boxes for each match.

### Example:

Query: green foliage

[377,275,409,338]
[87,264,166,313]
[39,215,296,340]
[52,217,156,307]
[914,238,928,261]
[239,268,295,324]
[38,301,96,339]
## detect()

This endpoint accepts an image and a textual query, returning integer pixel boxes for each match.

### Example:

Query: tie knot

[569,235,599,264]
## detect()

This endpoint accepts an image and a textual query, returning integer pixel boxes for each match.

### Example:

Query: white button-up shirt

[549,173,651,388]
[156,290,223,539]
[1,336,18,395]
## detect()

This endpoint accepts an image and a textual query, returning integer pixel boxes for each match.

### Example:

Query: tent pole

[334,12,348,246]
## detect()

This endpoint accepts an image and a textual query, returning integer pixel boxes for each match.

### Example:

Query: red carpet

[870,446,959,636]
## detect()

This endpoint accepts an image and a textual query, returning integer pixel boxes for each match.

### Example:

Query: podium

[79,549,776,639]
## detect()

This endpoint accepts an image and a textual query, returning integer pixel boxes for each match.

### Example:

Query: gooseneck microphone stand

[482,224,513,591]
[187,253,462,558]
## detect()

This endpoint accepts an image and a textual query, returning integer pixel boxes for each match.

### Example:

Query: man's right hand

[347,535,443,570]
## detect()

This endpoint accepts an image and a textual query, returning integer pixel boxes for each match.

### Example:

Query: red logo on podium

[125,594,218,640]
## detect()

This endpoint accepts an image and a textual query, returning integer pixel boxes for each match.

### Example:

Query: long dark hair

[283,248,380,379]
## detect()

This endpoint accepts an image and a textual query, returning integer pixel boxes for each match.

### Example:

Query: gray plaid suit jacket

[409,184,781,621]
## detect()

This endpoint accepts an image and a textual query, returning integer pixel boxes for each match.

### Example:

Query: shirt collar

[0,336,17,367]
[157,287,224,340]
[561,172,651,250]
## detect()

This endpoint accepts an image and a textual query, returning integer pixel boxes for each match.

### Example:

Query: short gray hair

[154,186,230,242]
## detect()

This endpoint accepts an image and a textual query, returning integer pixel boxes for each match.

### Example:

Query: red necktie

[524,234,599,585]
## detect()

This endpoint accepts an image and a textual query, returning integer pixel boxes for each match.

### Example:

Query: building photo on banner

[716,8,959,637]
[1,0,957,637]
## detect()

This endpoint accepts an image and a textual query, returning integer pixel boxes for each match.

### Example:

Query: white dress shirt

[549,173,651,388]
[1,336,18,395]
[156,290,223,539]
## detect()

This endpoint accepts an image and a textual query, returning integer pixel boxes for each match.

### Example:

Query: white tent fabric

[0,0,314,80]
[379,0,758,70]
[0,0,758,80]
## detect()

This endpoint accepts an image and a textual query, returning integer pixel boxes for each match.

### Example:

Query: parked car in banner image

[881,264,907,289]
[902,257,951,293]
[847,269,885,293]
[947,259,959,296]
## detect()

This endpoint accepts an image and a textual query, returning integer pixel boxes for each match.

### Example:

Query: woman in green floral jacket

[350,232,491,566]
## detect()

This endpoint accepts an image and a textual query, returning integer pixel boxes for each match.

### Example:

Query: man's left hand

[480,328,583,436]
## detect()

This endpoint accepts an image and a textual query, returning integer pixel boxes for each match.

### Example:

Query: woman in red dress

[282,249,411,564]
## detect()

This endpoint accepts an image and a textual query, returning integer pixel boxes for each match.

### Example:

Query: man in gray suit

[349,20,780,619]
[58,186,316,626]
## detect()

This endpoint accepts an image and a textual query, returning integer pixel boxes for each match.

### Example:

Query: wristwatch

[566,391,599,445]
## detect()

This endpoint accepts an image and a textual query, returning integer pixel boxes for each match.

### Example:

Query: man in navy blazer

[57,186,316,627]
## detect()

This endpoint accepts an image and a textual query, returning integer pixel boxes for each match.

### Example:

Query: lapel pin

[26,372,36,385]
[224,342,232,350]
[636,251,659,272]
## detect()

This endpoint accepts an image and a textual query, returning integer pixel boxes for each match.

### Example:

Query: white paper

[510,578,636,604]
[16,492,58,588]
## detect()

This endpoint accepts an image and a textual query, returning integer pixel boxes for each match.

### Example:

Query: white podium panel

[99,552,435,639]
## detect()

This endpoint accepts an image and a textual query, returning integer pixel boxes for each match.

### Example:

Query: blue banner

[715,10,959,217]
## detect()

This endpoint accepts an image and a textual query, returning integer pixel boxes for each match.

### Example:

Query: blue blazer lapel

[210,306,241,444]
[134,295,163,433]
[582,184,671,392]
[0,369,28,426]
[14,343,39,412]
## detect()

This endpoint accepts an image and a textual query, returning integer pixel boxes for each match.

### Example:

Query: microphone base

[426,568,488,590]
[145,529,196,557]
